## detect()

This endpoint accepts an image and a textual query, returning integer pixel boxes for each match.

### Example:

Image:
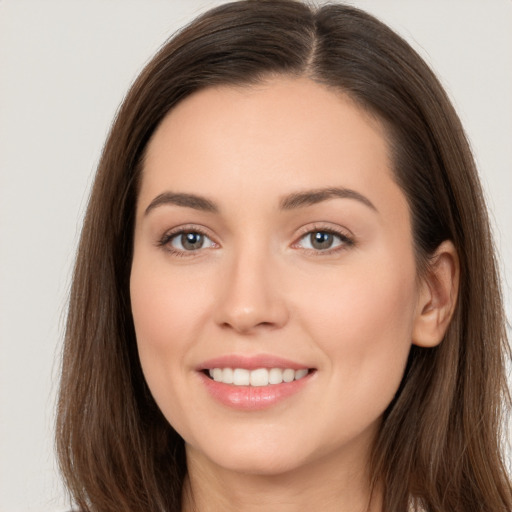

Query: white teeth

[207,367,310,386]
[250,368,269,387]
[233,368,250,386]
[282,368,295,383]
[268,368,283,384]
[294,369,308,380]
[222,367,234,384]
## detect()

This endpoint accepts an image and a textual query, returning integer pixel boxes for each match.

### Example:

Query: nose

[214,247,289,334]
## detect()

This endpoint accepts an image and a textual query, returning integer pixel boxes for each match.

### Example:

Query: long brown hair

[56,1,511,510]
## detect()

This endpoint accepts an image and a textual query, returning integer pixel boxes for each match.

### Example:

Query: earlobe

[412,240,460,348]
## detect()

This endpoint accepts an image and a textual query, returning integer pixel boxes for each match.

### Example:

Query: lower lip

[198,371,313,411]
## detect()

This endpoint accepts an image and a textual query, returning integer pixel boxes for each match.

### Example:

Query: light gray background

[1,1,511,511]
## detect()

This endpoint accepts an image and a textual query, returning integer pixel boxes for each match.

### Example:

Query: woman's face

[130,77,423,476]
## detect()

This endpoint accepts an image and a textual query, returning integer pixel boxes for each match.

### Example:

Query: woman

[56,1,511,511]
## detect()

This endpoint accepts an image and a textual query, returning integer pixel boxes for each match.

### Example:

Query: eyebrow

[144,186,377,216]
[279,187,377,212]
[145,192,219,215]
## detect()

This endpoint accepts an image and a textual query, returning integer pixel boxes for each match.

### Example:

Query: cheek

[296,255,417,407]
[130,257,211,352]
[130,260,221,444]
[129,255,213,415]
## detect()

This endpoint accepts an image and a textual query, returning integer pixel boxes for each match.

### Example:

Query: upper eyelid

[156,222,354,248]
[161,224,215,238]
[294,223,354,240]
[291,224,356,253]
[297,231,350,245]
[157,224,218,248]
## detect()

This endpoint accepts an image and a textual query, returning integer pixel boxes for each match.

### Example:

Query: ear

[412,240,460,348]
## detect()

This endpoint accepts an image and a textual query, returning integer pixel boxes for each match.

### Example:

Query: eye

[165,230,216,252]
[296,229,353,252]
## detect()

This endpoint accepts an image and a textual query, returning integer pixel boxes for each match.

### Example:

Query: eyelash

[157,224,355,257]
[293,225,355,256]
[157,225,216,258]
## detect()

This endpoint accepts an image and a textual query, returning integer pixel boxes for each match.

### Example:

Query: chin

[186,432,315,477]
[213,451,307,477]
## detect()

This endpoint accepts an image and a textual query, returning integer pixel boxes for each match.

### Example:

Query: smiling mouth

[205,367,313,387]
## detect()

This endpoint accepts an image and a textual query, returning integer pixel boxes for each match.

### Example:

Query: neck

[181,444,382,512]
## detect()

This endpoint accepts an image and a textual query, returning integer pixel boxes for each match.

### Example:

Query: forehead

[139,76,404,219]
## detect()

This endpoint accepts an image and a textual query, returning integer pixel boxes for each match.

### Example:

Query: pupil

[182,232,203,250]
[311,232,333,250]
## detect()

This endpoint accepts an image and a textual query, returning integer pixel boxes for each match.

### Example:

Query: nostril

[219,319,281,333]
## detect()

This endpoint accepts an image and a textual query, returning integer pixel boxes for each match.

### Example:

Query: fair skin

[130,76,459,512]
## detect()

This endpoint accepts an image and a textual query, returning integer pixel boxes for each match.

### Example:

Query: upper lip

[198,354,313,371]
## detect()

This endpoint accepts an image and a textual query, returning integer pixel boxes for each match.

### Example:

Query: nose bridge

[215,239,288,333]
